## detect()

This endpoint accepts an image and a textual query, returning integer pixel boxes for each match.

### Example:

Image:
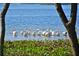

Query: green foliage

[4,39,73,56]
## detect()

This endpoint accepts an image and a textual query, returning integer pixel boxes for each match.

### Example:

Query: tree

[55,3,79,56]
[0,3,10,56]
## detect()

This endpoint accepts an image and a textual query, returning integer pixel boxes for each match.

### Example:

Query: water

[0,3,79,41]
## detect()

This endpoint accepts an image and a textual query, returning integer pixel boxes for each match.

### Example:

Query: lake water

[0,3,79,41]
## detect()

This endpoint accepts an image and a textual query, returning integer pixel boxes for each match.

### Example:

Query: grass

[3,39,73,56]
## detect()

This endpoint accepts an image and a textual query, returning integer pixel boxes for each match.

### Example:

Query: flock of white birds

[12,29,68,38]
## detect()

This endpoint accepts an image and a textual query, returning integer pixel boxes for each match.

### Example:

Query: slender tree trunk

[0,16,5,56]
[66,26,79,55]
[0,3,10,56]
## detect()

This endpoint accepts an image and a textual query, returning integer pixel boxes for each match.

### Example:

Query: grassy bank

[4,39,73,56]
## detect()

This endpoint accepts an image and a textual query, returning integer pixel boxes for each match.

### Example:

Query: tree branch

[70,3,77,26]
[1,3,10,17]
[55,3,68,26]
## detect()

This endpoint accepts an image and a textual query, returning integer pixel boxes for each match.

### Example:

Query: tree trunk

[0,15,5,56]
[66,26,79,56]
[55,3,79,56]
[0,3,10,56]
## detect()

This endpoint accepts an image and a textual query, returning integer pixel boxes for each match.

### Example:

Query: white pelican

[12,31,17,38]
[31,31,36,37]
[62,31,67,37]
[22,31,28,37]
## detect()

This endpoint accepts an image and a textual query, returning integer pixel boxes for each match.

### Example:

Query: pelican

[44,31,52,37]
[55,31,60,36]
[51,31,56,36]
[37,31,42,36]
[22,31,28,37]
[62,31,67,37]
[42,30,52,37]
[51,31,60,36]
[20,31,24,36]
[12,31,17,38]
[42,31,47,36]
[31,31,36,37]
[26,30,31,36]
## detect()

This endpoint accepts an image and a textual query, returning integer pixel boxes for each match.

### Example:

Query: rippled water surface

[0,4,79,41]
